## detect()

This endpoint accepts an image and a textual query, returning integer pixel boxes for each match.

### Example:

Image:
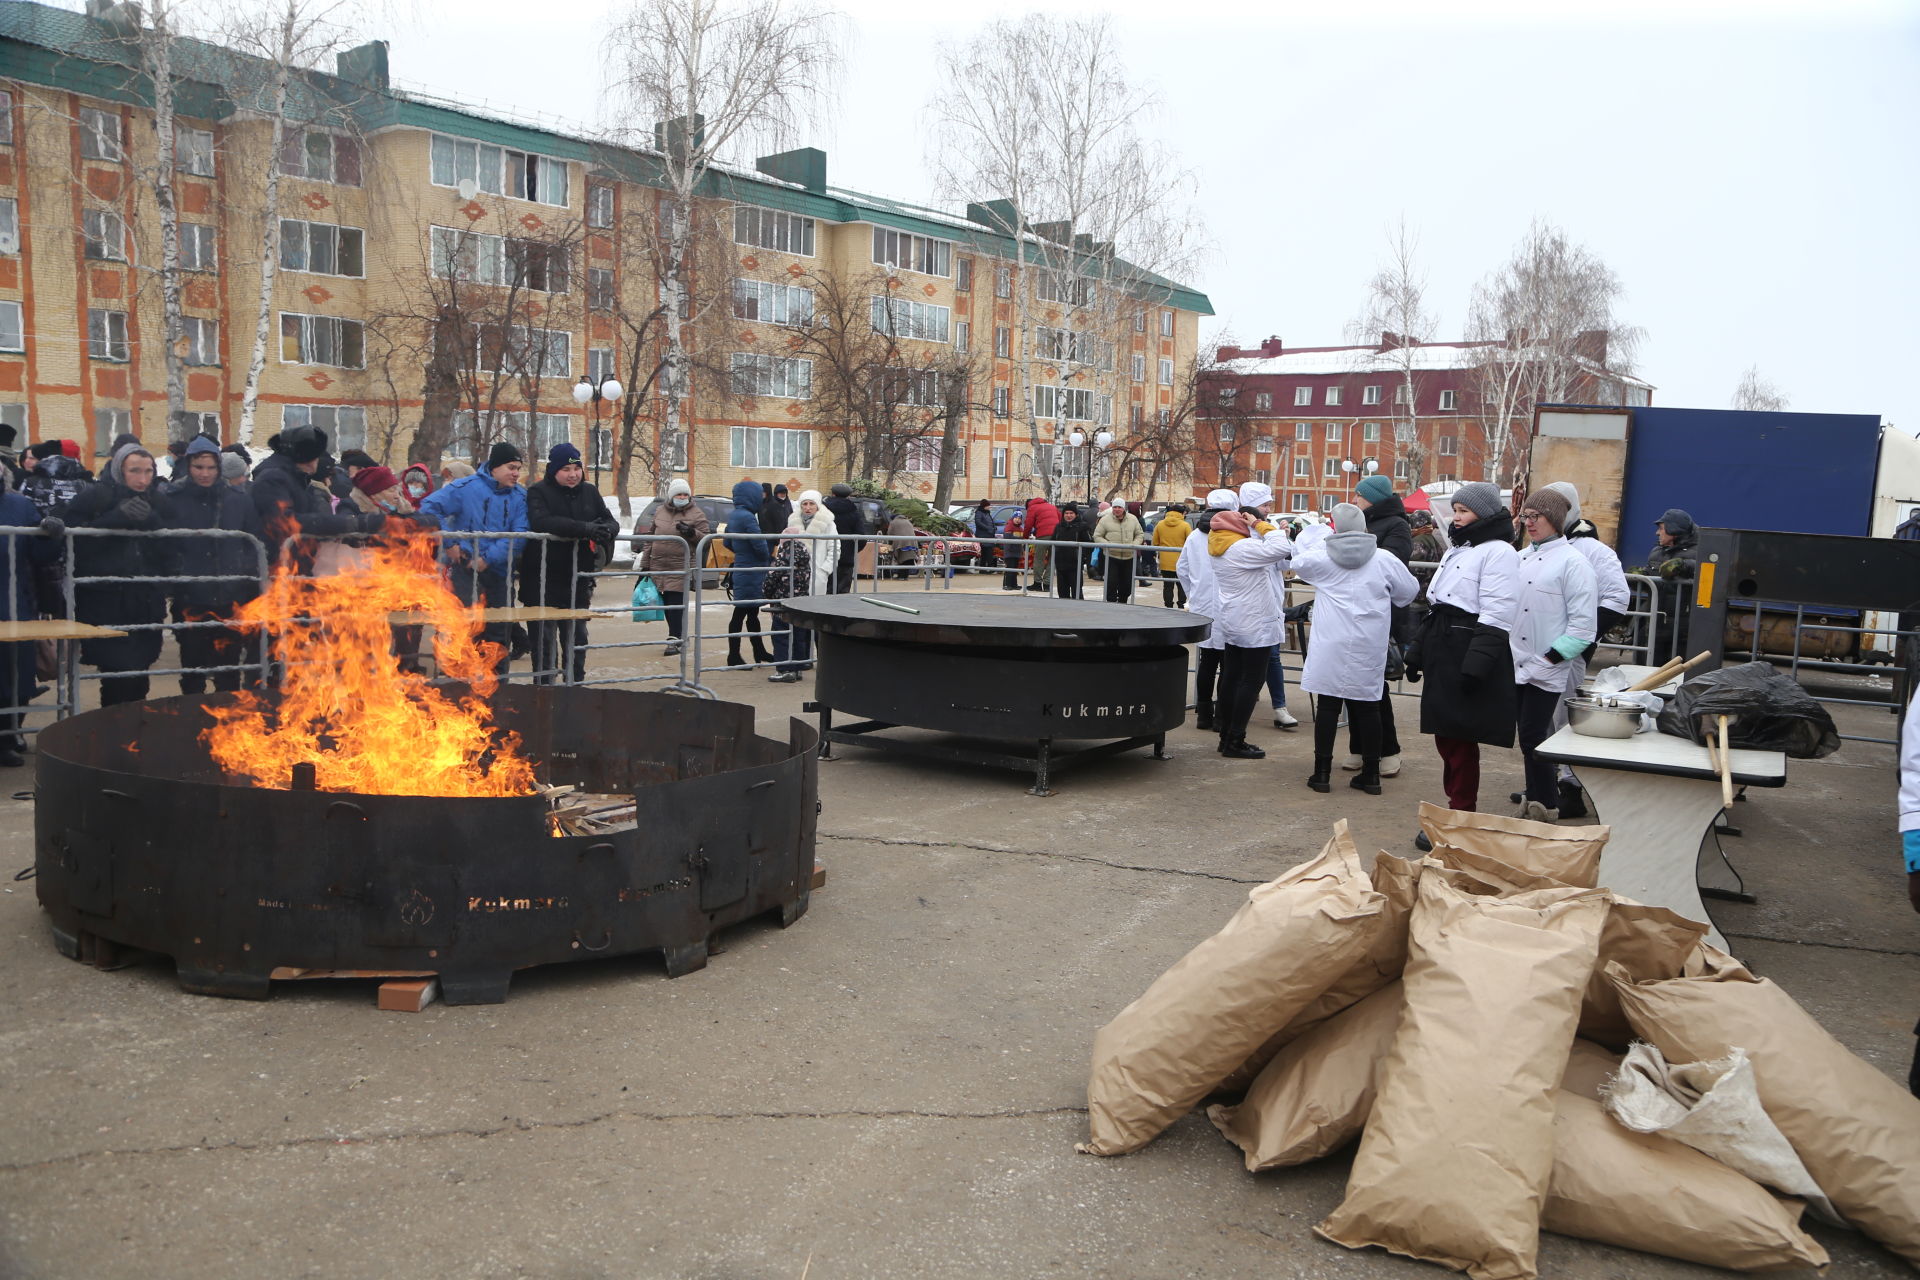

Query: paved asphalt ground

[1,581,1915,1278]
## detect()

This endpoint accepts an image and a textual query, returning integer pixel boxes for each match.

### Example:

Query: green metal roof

[0,0,1212,314]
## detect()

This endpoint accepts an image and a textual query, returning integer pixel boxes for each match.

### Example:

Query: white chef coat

[1209,528,1295,649]
[1292,542,1420,701]
[1178,524,1226,651]
[1428,537,1519,632]
[1510,537,1598,693]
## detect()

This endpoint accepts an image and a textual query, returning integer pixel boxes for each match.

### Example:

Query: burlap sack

[1208,982,1404,1170]
[1079,823,1386,1156]
[1546,1090,1830,1272]
[1316,874,1609,1280]
[1559,1038,1623,1101]
[1577,899,1708,1049]
[1216,853,1420,1094]
[1416,800,1609,887]
[1610,953,1920,1265]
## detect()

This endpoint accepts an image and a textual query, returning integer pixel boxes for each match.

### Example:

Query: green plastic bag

[630,576,665,623]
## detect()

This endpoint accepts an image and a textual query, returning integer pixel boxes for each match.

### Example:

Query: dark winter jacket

[1896,512,1920,541]
[759,489,792,537]
[159,474,265,616]
[972,505,997,539]
[21,455,91,519]
[1364,493,1415,643]
[0,487,57,622]
[521,473,617,607]
[723,480,772,601]
[822,491,866,560]
[252,450,360,544]
[1411,510,1518,748]
[1639,509,1700,582]
[765,537,813,602]
[59,472,169,629]
[1049,506,1095,574]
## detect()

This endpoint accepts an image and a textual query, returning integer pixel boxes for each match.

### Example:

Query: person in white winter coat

[1898,688,1919,1095]
[1292,503,1419,794]
[1510,487,1598,821]
[1543,480,1632,815]
[787,490,838,599]
[1177,488,1239,730]
[1205,509,1294,758]
[765,490,836,681]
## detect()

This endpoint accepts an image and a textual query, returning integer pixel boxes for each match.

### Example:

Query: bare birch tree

[602,0,838,496]
[1462,220,1642,485]
[1350,221,1437,491]
[1731,365,1789,412]
[927,14,1201,504]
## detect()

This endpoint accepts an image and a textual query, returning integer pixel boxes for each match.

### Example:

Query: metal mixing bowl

[1566,696,1642,739]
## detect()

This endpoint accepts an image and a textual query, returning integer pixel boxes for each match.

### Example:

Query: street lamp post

[572,374,624,492]
[1067,428,1114,508]
[1340,456,1379,501]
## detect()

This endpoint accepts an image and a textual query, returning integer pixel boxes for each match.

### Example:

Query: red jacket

[1025,497,1060,538]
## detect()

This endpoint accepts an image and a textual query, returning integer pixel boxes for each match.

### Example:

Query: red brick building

[1194,332,1651,512]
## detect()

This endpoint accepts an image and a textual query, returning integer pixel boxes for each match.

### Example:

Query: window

[278,313,365,368]
[992,387,1009,417]
[279,129,360,185]
[1324,456,1340,478]
[733,207,815,255]
[93,408,131,456]
[589,267,615,310]
[1291,493,1309,512]
[1255,436,1274,454]
[431,135,503,195]
[0,90,11,147]
[1037,270,1094,307]
[1394,383,1409,405]
[447,410,568,460]
[1219,423,1236,443]
[0,197,15,251]
[1133,311,1146,333]
[182,316,218,365]
[874,368,946,408]
[506,150,566,205]
[0,300,21,351]
[1158,408,1171,427]
[994,327,1010,359]
[1324,386,1343,406]
[80,107,123,162]
[1254,468,1270,484]
[1438,389,1458,411]
[589,425,612,470]
[1254,392,1272,411]
[666,429,689,472]
[452,324,569,376]
[729,425,811,468]
[954,321,970,352]
[1438,436,1458,456]
[1325,421,1342,442]
[171,410,220,442]
[176,126,215,176]
[1130,353,1145,381]
[83,209,125,260]
[872,227,951,277]
[1295,421,1311,441]
[1034,325,1112,368]
[1217,388,1238,406]
[731,353,812,399]
[1321,493,1338,512]
[1033,385,1111,424]
[991,446,1007,478]
[1292,456,1310,478]
[1159,310,1173,337]
[506,238,569,292]
[0,406,25,441]
[995,265,1011,298]
[280,220,364,277]
[180,223,217,271]
[870,296,950,342]
[1360,384,1381,406]
[1363,421,1380,442]
[1393,459,1411,481]
[587,347,615,387]
[1293,386,1312,406]
[587,185,614,229]
[1158,358,1173,386]
[87,309,129,361]
[956,258,972,292]
[896,437,946,473]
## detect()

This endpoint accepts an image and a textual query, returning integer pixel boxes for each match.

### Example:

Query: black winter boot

[1558,778,1588,819]
[1351,758,1383,796]
[1194,700,1215,732]
[1307,755,1332,793]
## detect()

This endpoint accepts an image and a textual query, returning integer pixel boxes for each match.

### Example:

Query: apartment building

[0,1,1210,500]
[1198,333,1652,511]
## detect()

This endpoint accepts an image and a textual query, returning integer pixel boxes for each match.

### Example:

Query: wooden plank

[0,620,127,641]
[388,605,594,625]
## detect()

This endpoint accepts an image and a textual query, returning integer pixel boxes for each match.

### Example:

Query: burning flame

[201,529,538,798]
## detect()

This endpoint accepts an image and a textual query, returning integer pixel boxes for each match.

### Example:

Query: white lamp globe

[600,378,623,401]
[1067,431,1086,448]
[571,378,594,406]
[1095,430,1114,448]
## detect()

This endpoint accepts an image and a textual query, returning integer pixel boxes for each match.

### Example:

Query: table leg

[1583,768,1730,952]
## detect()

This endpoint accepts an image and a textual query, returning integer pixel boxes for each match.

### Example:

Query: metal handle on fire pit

[574,929,612,952]
[327,800,368,823]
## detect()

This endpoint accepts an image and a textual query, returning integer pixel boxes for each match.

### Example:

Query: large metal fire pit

[778,594,1209,795]
[33,687,818,1004]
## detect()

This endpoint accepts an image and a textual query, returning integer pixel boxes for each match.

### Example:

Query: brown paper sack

[1560,1037,1623,1101]
[1577,899,1708,1049]
[1209,982,1405,1170]
[1078,823,1386,1156]
[1316,874,1608,1280]
[1546,1090,1830,1272]
[1216,853,1420,1094]
[1610,951,1920,1265]
[1416,800,1609,887]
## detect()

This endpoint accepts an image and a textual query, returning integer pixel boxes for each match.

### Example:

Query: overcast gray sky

[324,0,1920,432]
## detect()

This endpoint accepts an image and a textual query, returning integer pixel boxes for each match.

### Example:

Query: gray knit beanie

[1331,502,1367,533]
[220,452,248,481]
[1450,481,1504,519]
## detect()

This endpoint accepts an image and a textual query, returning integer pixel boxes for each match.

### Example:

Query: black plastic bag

[1656,663,1840,759]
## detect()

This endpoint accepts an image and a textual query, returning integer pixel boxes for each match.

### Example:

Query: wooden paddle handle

[1717,714,1734,809]
[1625,649,1713,692]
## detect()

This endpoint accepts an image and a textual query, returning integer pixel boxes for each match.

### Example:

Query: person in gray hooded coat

[1289,502,1419,795]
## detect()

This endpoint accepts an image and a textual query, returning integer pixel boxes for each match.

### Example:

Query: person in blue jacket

[416,441,528,675]
[722,479,773,667]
